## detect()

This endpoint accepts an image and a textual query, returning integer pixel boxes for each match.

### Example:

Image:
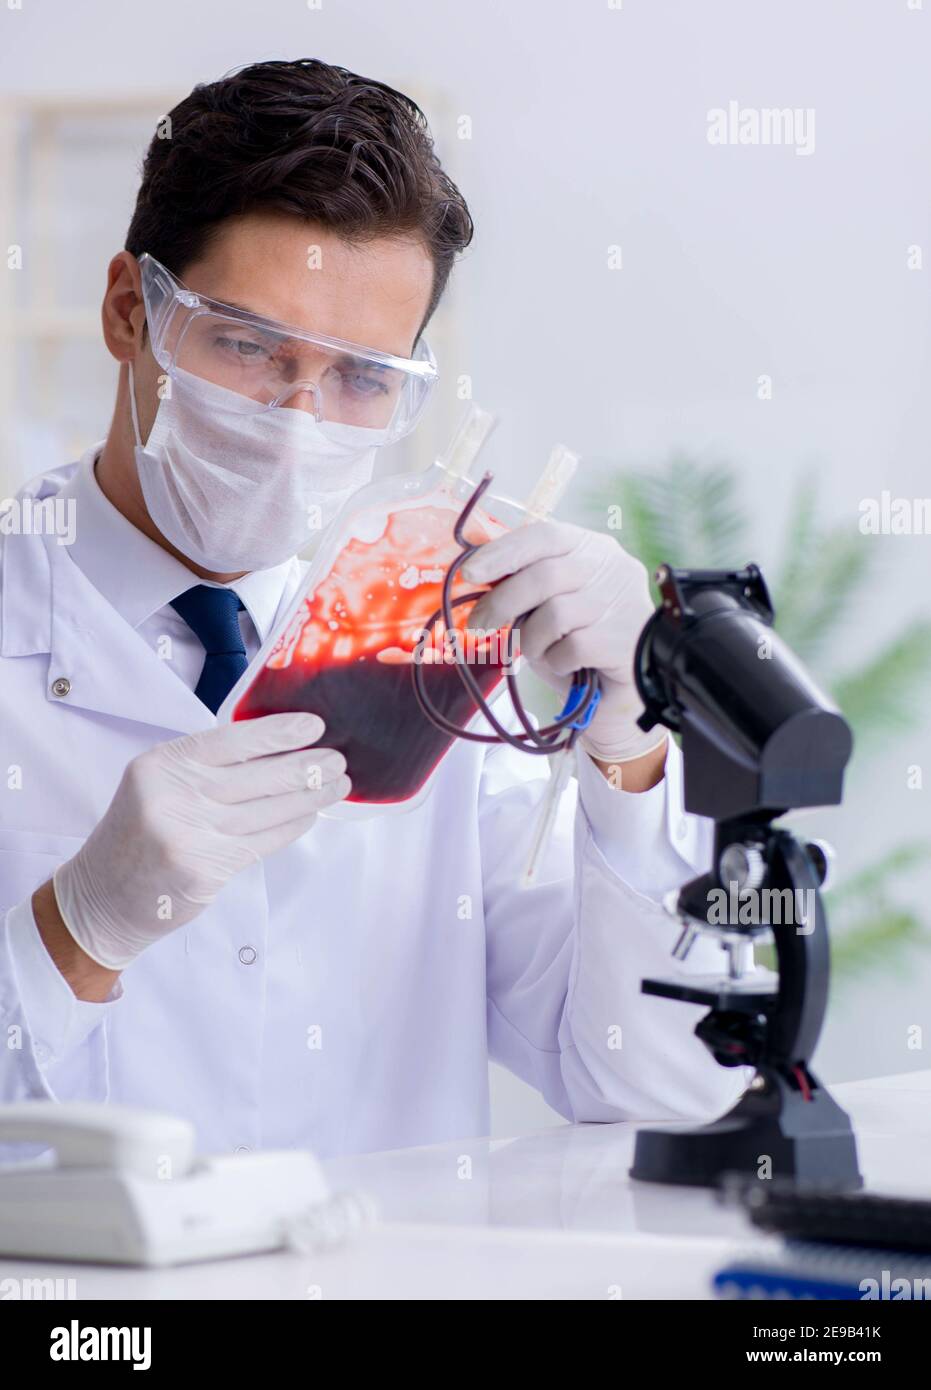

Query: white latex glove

[463,522,666,766]
[53,713,350,971]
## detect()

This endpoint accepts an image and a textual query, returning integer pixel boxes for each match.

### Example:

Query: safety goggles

[137,252,438,444]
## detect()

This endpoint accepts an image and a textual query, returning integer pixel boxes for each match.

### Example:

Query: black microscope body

[629,564,862,1190]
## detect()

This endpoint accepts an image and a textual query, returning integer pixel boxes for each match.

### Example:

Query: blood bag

[219,410,581,819]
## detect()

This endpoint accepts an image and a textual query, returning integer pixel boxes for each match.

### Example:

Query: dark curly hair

[125,58,473,331]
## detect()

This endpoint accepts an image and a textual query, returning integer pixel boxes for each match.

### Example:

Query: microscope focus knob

[805,839,835,889]
[718,842,765,892]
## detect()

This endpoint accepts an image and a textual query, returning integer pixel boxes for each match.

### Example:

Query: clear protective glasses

[137,252,438,444]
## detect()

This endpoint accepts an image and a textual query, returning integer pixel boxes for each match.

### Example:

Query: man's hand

[463,522,667,787]
[49,713,350,974]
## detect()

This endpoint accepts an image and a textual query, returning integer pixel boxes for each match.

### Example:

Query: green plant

[581,455,931,980]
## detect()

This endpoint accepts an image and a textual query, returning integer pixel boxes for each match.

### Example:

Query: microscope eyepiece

[634,565,853,821]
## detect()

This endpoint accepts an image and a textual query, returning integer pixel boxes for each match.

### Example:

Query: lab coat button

[34,1041,51,1065]
[50,677,71,698]
[675,819,688,841]
[238,945,257,965]
[234,1145,252,1155]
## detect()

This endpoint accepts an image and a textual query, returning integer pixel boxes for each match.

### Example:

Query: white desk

[2,1071,929,1300]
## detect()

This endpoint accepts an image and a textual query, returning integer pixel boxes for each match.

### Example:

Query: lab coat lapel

[46,535,215,736]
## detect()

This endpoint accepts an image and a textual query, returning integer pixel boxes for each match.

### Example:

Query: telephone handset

[0,1102,353,1267]
[0,1102,195,1178]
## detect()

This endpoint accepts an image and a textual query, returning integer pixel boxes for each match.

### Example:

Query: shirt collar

[60,443,297,641]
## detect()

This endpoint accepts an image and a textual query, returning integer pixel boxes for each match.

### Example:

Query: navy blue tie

[170,586,248,714]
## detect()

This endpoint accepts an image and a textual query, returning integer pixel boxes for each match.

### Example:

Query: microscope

[628,563,862,1190]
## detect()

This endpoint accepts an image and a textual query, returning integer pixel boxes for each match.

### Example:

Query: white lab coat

[0,453,748,1157]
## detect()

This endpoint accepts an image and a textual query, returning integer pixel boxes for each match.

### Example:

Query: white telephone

[0,1102,347,1267]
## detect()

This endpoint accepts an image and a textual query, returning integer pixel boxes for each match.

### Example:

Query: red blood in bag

[232,502,511,805]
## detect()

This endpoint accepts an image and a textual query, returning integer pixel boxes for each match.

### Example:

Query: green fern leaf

[831,623,931,742]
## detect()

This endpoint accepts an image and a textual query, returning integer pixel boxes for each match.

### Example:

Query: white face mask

[129,364,383,572]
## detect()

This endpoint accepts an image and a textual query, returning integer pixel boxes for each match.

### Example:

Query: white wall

[2,0,929,1134]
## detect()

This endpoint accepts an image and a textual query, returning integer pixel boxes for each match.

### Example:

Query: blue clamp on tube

[557,680,601,732]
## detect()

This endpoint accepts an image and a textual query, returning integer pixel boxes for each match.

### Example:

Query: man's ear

[101,252,146,363]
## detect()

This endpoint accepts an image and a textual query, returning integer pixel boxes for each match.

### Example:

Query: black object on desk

[743,1186,931,1252]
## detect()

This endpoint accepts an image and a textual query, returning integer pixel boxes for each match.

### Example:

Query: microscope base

[629,1076,863,1190]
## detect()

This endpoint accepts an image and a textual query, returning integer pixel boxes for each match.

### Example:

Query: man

[0,59,746,1157]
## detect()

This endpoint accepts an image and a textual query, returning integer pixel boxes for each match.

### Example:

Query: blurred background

[1,0,929,1134]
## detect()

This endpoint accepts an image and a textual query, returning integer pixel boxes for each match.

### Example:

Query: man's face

[131,210,436,441]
